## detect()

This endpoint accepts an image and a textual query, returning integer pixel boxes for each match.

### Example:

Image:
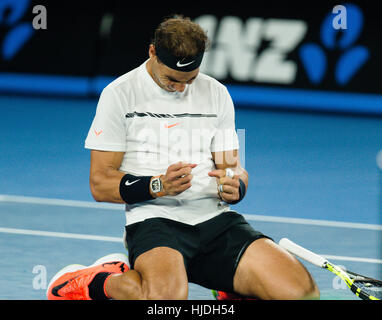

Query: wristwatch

[150,175,165,197]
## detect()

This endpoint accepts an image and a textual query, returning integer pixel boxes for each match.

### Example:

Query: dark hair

[152,15,209,60]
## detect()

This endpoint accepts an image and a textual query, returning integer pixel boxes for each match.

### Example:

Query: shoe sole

[91,253,129,267]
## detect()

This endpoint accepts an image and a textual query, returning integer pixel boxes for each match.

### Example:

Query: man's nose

[174,83,186,92]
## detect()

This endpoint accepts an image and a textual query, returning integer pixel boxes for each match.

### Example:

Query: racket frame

[279,238,380,300]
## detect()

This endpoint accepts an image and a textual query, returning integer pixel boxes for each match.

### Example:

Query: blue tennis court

[0,95,381,300]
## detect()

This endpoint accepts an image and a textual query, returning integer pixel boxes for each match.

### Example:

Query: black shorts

[124,211,271,292]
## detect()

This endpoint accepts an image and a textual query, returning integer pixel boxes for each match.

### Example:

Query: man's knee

[134,247,189,300]
[145,281,188,300]
[285,273,320,300]
[239,267,320,300]
[281,256,320,300]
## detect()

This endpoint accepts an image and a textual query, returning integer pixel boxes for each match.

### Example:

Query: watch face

[151,178,161,193]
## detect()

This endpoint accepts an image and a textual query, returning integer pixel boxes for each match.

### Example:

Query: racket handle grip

[279,238,328,268]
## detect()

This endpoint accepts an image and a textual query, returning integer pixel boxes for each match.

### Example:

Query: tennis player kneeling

[46,15,319,300]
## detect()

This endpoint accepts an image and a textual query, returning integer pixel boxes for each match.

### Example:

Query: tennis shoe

[46,253,129,300]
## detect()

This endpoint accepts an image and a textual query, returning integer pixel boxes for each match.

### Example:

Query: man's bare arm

[89,150,197,203]
[89,150,127,203]
[209,150,248,203]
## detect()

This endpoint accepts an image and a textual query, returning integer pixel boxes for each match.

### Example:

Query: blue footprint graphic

[335,45,369,85]
[299,3,369,86]
[0,0,34,61]
[0,0,30,26]
[299,43,326,84]
[2,22,34,60]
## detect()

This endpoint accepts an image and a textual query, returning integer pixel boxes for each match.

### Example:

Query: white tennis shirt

[85,61,239,225]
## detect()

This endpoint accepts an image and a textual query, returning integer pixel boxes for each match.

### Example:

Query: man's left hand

[208,169,240,203]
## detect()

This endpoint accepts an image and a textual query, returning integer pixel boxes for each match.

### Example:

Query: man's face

[149,45,199,93]
[154,62,199,93]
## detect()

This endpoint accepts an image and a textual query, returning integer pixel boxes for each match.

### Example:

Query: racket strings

[352,278,382,300]
[347,270,382,285]
[332,265,382,300]
[356,283,382,300]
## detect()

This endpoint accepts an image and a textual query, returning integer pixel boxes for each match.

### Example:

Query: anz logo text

[195,3,369,87]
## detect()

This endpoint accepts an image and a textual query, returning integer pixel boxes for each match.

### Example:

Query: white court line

[0,194,124,211]
[0,227,122,242]
[1,226,381,264]
[1,194,381,231]
[242,214,382,231]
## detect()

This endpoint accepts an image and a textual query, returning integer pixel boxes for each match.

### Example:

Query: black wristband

[229,179,247,205]
[119,174,154,204]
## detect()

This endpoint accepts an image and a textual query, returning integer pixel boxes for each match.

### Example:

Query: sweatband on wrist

[229,179,247,205]
[119,174,154,204]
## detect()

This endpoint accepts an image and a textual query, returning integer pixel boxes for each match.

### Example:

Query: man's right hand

[159,162,197,196]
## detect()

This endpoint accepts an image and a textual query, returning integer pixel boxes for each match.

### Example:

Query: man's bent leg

[233,238,320,300]
[106,246,189,300]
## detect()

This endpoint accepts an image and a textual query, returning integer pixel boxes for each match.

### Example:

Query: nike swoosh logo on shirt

[176,60,195,67]
[125,179,140,186]
[164,123,180,129]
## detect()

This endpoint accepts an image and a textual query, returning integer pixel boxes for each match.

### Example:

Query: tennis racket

[279,238,382,300]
